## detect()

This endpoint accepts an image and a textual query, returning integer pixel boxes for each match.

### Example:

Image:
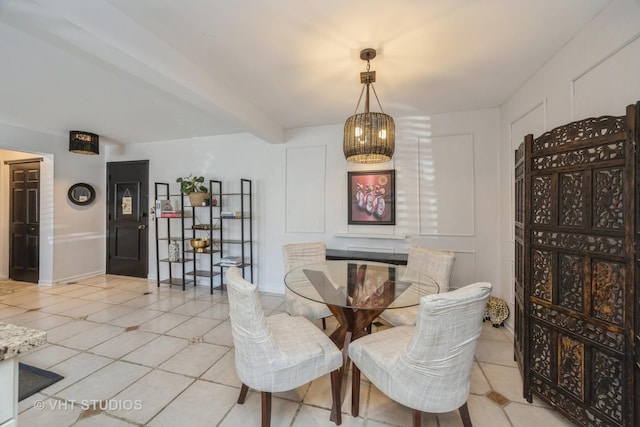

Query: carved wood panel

[517,102,638,427]
[514,142,526,381]
[635,101,640,427]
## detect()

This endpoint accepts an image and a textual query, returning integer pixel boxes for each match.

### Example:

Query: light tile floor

[0,275,576,426]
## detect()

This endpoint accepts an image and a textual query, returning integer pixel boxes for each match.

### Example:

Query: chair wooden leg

[238,383,249,404]
[412,409,422,427]
[261,391,272,427]
[329,369,342,425]
[459,402,472,427]
[322,317,327,330]
[351,364,361,417]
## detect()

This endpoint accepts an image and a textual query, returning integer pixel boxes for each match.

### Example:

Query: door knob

[138,224,146,230]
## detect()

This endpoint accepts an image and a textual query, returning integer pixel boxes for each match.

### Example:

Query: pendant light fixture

[69,131,99,155]
[343,48,395,164]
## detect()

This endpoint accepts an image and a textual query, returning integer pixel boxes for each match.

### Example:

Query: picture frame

[348,170,395,225]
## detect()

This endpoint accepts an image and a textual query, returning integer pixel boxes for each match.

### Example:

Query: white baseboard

[47,270,106,285]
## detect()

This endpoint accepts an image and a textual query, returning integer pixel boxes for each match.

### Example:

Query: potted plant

[177,174,211,206]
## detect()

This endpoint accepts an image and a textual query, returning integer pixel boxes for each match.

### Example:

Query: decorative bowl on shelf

[190,238,211,253]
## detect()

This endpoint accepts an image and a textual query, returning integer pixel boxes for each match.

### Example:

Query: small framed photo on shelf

[347,170,395,225]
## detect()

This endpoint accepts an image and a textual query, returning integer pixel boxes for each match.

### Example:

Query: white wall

[106,133,285,292]
[498,0,640,330]
[4,0,636,305]
[107,107,501,295]
[0,124,105,284]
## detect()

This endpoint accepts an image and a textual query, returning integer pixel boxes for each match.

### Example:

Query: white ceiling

[0,0,611,146]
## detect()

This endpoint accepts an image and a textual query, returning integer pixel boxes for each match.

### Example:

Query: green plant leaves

[176,174,208,194]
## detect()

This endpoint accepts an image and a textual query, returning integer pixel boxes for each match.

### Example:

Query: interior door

[106,160,149,277]
[8,160,40,283]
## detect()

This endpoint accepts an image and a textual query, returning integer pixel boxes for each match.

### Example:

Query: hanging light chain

[352,84,366,116]
[370,84,385,114]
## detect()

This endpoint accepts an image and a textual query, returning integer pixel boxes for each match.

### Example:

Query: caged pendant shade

[69,131,99,155]
[343,48,395,164]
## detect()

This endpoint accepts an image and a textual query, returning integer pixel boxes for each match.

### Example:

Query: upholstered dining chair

[349,282,492,427]
[379,246,455,326]
[282,242,333,329]
[225,267,343,427]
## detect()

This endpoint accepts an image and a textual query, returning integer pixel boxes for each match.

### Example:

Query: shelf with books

[220,211,244,219]
[218,255,243,267]
[182,179,223,293]
[154,178,252,293]
[154,182,192,291]
[219,179,253,287]
[191,224,217,231]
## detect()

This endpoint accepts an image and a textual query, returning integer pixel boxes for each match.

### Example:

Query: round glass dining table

[284,260,439,367]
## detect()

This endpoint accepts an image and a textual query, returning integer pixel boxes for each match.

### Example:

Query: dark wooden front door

[9,160,40,283]
[106,160,149,277]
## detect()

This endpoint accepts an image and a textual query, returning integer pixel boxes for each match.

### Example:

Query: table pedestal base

[327,305,385,370]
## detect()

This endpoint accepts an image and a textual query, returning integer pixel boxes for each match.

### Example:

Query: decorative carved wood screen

[514,102,639,427]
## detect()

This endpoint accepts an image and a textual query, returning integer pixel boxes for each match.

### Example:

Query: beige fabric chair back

[395,282,491,412]
[226,267,344,425]
[402,246,455,293]
[282,242,326,272]
[281,242,332,321]
[226,267,278,387]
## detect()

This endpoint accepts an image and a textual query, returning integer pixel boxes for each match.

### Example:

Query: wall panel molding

[448,249,476,289]
[571,31,640,119]
[418,133,475,237]
[509,99,548,138]
[285,145,326,232]
[508,100,546,243]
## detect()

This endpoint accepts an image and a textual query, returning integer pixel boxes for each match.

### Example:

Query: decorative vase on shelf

[188,192,210,207]
[168,240,179,262]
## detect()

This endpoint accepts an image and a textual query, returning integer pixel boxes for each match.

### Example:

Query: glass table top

[284,260,439,310]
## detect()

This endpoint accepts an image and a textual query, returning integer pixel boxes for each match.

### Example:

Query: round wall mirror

[68,183,96,206]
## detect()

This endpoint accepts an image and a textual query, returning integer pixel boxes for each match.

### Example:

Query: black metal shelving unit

[184,179,222,294]
[154,182,193,290]
[154,179,253,293]
[218,178,253,287]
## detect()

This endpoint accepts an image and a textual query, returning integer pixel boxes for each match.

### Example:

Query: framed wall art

[348,170,395,225]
